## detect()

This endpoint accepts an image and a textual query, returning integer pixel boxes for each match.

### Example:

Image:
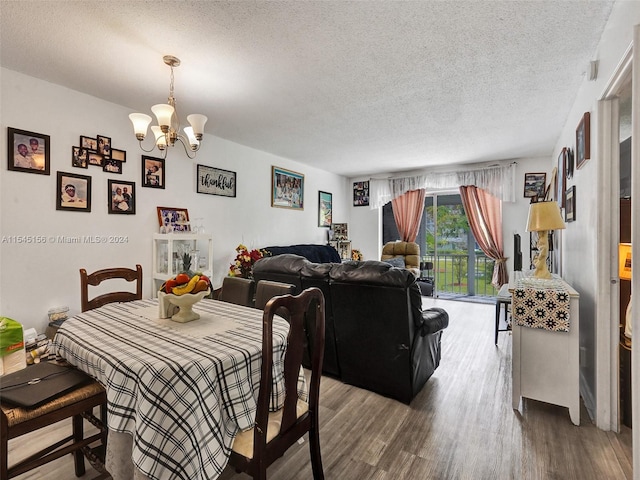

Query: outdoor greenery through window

[384,193,497,299]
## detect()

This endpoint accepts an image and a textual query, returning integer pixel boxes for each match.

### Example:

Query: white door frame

[596,27,638,478]
[596,43,630,431]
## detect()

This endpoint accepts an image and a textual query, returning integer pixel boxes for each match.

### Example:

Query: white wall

[549,1,640,419]
[0,68,348,332]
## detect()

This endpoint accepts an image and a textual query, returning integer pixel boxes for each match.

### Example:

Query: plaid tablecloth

[53,299,306,480]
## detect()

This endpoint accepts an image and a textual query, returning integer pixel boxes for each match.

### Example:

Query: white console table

[510,271,580,425]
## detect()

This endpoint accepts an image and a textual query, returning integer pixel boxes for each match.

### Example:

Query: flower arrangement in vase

[228,244,268,278]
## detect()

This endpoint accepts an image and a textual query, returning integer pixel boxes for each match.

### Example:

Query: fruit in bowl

[160,273,211,296]
[159,273,212,323]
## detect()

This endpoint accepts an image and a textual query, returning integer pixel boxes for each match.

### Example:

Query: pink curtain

[459,185,508,288]
[391,189,426,242]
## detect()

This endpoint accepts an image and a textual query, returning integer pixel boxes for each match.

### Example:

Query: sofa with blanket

[262,244,341,263]
[252,254,449,403]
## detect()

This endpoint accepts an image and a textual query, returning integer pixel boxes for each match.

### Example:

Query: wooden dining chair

[1,373,108,478]
[219,276,256,307]
[229,287,326,480]
[254,280,295,310]
[80,264,143,312]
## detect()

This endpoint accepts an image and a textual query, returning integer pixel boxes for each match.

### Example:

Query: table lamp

[619,242,632,339]
[526,201,566,279]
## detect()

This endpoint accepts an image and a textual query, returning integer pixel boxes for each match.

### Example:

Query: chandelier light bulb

[151,103,175,133]
[151,126,167,150]
[129,113,152,140]
[187,114,208,140]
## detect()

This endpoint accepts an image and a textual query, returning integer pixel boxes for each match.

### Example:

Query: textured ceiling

[0,1,615,177]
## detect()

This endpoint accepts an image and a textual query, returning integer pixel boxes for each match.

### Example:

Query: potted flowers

[229,244,268,278]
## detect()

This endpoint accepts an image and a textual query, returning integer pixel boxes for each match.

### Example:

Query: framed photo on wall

[142,156,165,189]
[565,185,576,222]
[8,127,50,175]
[108,179,135,214]
[353,180,369,206]
[56,171,91,212]
[111,148,127,162]
[103,159,122,174]
[97,135,111,159]
[72,146,88,168]
[523,172,546,198]
[271,166,304,209]
[576,112,591,169]
[157,206,190,232]
[196,164,236,197]
[318,191,332,227]
[80,136,98,152]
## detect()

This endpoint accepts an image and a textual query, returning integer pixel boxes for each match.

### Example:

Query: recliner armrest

[420,307,449,335]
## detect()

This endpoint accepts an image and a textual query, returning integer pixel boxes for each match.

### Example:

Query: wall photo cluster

[7,126,248,220]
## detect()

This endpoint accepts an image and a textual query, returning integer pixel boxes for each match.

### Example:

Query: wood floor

[8,298,633,479]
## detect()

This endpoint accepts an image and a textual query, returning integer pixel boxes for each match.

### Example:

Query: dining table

[53,298,307,480]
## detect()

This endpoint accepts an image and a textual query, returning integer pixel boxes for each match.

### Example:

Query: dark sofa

[262,244,341,263]
[252,254,449,404]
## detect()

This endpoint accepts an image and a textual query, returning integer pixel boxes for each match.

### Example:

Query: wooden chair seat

[232,398,309,459]
[1,379,107,478]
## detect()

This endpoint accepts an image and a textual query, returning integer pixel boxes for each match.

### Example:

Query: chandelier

[129,55,207,159]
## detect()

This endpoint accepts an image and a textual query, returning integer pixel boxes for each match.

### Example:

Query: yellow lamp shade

[619,243,632,280]
[526,201,566,232]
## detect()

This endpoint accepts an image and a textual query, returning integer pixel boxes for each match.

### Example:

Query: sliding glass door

[422,193,497,299]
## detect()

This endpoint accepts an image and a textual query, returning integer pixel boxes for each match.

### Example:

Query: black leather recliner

[330,261,448,404]
[252,255,449,403]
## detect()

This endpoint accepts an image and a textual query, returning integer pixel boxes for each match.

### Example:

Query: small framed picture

[157,206,190,232]
[80,136,98,152]
[97,135,111,159]
[142,156,165,189]
[8,127,50,175]
[565,185,576,222]
[88,152,103,166]
[332,223,348,240]
[318,191,332,227]
[524,172,546,198]
[576,112,591,169]
[103,159,122,174]
[353,181,369,206]
[56,171,91,212]
[111,148,127,162]
[72,146,88,168]
[272,166,304,209]
[108,180,135,214]
[196,164,236,196]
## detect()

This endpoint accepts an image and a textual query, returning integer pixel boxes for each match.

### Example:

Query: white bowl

[163,289,210,323]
